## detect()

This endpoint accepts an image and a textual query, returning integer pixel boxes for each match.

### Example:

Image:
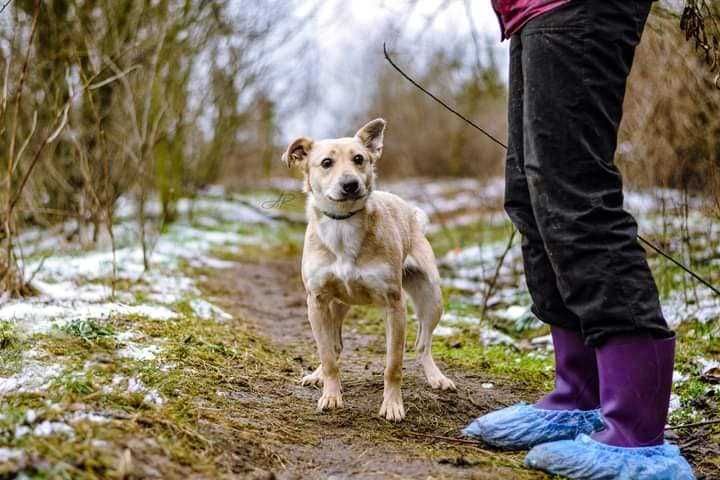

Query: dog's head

[282,119,386,216]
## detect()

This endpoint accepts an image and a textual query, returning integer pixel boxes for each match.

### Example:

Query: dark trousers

[505,0,672,346]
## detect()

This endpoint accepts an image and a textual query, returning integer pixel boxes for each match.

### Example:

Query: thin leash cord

[382,43,720,299]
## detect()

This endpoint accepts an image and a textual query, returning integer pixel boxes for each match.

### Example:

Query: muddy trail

[1,182,716,479]
[200,256,547,479]
[199,256,546,480]
[200,254,719,480]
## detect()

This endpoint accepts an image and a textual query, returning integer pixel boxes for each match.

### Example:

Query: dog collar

[321,208,364,220]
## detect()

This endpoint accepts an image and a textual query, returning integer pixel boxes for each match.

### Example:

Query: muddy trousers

[504,0,673,346]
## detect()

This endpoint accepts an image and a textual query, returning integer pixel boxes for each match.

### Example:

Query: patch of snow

[68,412,110,424]
[0,302,177,334]
[102,374,125,394]
[668,394,681,413]
[662,289,720,328]
[698,358,720,381]
[142,389,165,406]
[13,425,30,439]
[0,362,62,395]
[624,189,703,215]
[33,280,110,302]
[672,370,688,384]
[480,328,517,348]
[190,298,232,321]
[6,192,253,344]
[127,377,146,393]
[127,377,165,406]
[481,383,494,389]
[0,448,24,463]
[118,344,161,361]
[495,305,528,321]
[443,312,481,325]
[115,331,140,342]
[24,409,38,424]
[433,325,457,336]
[16,421,74,438]
[176,197,272,225]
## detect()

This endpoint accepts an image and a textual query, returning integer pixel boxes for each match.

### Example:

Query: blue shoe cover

[461,403,604,450]
[525,433,696,480]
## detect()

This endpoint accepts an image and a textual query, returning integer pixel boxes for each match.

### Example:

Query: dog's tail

[413,206,430,234]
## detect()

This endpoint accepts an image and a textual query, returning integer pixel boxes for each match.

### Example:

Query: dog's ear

[355,118,386,156]
[281,137,313,168]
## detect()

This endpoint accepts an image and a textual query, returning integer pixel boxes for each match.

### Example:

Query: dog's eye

[353,154,364,165]
[321,158,333,169]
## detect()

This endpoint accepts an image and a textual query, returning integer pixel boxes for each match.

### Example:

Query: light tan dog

[282,119,455,421]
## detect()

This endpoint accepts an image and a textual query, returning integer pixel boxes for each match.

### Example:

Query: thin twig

[383,42,720,299]
[666,418,720,430]
[383,43,507,150]
[638,234,720,298]
[404,431,481,445]
[480,227,517,321]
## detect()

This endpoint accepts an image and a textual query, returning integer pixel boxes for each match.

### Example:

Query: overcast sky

[281,0,507,141]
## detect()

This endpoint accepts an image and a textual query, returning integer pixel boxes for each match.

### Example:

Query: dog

[282,118,455,421]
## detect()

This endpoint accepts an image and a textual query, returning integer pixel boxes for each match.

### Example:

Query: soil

[203,257,546,480]
[202,257,717,480]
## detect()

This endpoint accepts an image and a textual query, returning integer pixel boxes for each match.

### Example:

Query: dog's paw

[427,373,456,391]
[317,391,343,411]
[301,366,323,387]
[379,391,405,422]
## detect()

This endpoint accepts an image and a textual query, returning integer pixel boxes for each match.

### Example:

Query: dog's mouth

[327,193,367,203]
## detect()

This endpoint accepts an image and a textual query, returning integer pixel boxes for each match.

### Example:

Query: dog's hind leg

[404,244,456,391]
[302,300,348,387]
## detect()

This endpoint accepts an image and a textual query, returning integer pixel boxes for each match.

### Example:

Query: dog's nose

[341,179,360,195]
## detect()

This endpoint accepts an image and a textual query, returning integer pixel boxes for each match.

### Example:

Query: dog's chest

[306,220,395,304]
[317,219,363,261]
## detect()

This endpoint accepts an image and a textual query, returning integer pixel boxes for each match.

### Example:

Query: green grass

[1,307,296,479]
[59,320,115,345]
[0,320,19,349]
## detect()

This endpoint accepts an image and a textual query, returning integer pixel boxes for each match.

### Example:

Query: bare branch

[0,0,12,16]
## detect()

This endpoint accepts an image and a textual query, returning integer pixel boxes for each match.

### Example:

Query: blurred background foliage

[1,0,719,292]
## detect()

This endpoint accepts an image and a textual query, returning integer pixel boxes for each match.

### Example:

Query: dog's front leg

[307,294,343,411]
[302,301,348,387]
[379,290,406,421]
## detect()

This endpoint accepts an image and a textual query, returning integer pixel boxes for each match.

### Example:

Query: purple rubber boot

[523,333,694,479]
[462,326,604,449]
[592,334,676,446]
[536,326,600,411]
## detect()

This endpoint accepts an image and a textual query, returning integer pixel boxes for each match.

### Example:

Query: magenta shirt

[492,0,571,40]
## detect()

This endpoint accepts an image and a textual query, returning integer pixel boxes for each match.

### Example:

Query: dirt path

[203,257,549,480]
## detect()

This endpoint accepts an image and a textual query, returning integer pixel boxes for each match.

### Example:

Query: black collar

[321,208,364,220]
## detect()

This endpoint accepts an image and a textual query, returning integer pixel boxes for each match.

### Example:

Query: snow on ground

[126,377,165,406]
[0,361,63,395]
[1,189,276,403]
[0,302,177,334]
[2,180,718,444]
[118,343,162,361]
[0,448,24,463]
[432,184,720,335]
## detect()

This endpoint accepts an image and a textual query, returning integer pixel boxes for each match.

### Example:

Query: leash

[382,43,720,299]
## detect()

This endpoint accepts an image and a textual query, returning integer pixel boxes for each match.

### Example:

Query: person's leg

[519,1,693,477]
[503,33,581,335]
[463,33,603,450]
[519,0,671,346]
